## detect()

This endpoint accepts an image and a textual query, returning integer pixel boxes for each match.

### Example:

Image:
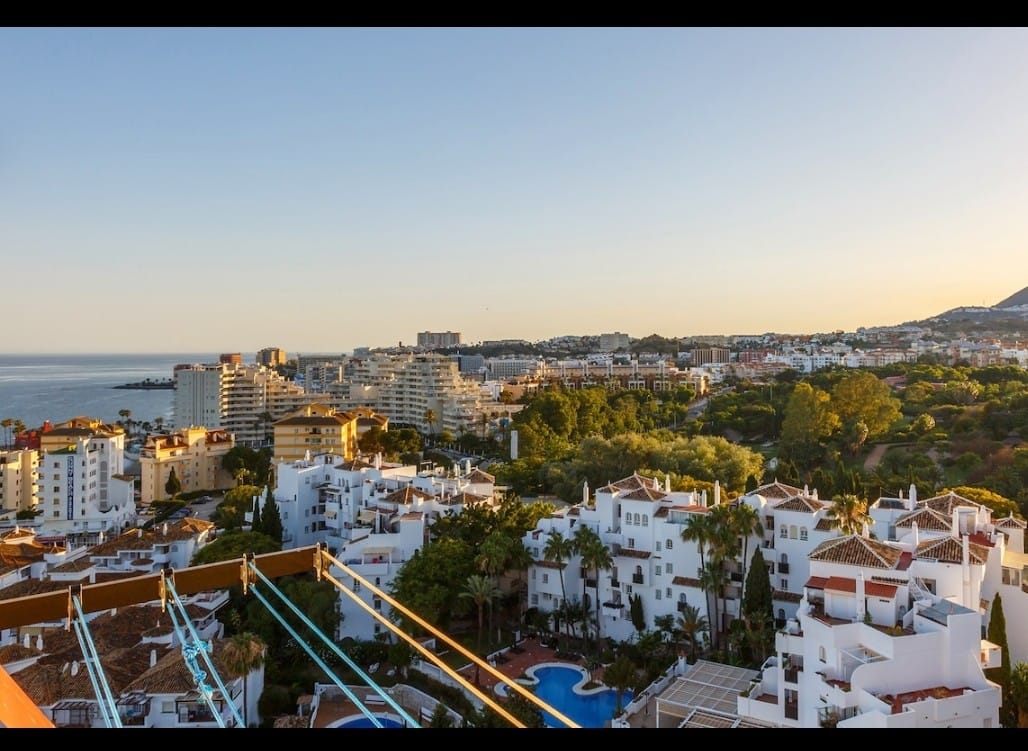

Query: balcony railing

[632,573,644,584]
[778,562,790,574]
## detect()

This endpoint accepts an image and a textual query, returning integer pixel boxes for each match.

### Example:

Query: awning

[357,510,377,524]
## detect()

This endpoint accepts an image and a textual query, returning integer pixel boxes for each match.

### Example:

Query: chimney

[150,649,158,667]
[71,661,79,677]
[908,483,917,511]
[714,481,721,506]
[23,634,30,649]
[665,473,671,493]
[138,528,143,538]
[862,521,870,538]
[583,480,589,505]
[911,521,919,554]
[162,523,168,536]
[856,571,866,622]
[701,489,708,508]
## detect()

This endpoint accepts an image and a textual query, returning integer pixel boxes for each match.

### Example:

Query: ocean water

[0,353,222,432]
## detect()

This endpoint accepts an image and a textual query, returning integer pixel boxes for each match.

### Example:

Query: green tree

[460,574,501,682]
[260,486,283,543]
[190,530,281,565]
[779,382,840,467]
[574,524,612,660]
[250,495,263,534]
[389,538,476,632]
[986,593,1016,727]
[1010,661,1028,728]
[221,632,266,728]
[830,370,902,438]
[826,493,872,537]
[429,702,454,728]
[213,485,264,530]
[165,467,182,499]
[629,592,645,633]
[741,547,774,664]
[602,654,639,717]
[675,603,709,664]
[727,502,763,603]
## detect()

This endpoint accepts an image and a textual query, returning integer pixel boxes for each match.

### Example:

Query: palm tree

[727,501,764,603]
[602,654,639,717]
[424,408,437,437]
[476,532,510,644]
[681,512,716,645]
[675,603,709,664]
[460,574,500,683]
[1,418,12,449]
[574,525,612,661]
[1011,661,1028,728]
[220,632,266,728]
[543,529,575,650]
[705,505,740,652]
[827,493,872,536]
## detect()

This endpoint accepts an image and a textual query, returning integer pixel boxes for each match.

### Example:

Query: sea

[0,353,227,432]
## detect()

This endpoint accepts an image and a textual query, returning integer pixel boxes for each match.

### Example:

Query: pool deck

[304,636,658,729]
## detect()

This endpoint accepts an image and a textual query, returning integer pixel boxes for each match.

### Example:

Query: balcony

[777,562,790,574]
[632,573,644,585]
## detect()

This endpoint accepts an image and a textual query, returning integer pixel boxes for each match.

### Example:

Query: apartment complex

[0,449,39,516]
[271,403,359,463]
[327,353,484,435]
[173,362,318,445]
[417,331,461,349]
[272,453,496,639]
[138,427,236,504]
[599,332,631,352]
[33,419,134,540]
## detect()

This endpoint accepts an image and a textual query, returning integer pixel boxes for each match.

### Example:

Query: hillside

[995,285,1028,309]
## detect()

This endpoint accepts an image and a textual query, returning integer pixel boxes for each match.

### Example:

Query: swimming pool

[332,713,406,728]
[507,663,632,728]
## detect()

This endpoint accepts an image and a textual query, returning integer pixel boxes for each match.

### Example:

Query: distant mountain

[900,284,1028,336]
[995,286,1028,309]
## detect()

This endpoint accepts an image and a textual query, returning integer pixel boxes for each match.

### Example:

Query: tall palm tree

[424,408,437,437]
[827,493,872,536]
[681,512,716,644]
[460,574,501,681]
[705,504,740,651]
[603,654,639,717]
[220,632,266,728]
[675,603,709,664]
[543,529,575,649]
[575,525,612,661]
[728,501,764,603]
[476,531,510,643]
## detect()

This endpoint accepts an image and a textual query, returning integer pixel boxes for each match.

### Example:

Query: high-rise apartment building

[416,331,461,349]
[257,347,287,368]
[138,427,236,504]
[0,449,39,515]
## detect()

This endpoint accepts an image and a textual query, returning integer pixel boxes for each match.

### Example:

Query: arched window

[789,525,798,540]
[633,512,641,525]
[779,524,787,539]
[800,527,808,541]
[642,514,649,527]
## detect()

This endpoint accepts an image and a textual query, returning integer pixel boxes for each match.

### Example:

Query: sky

[3,27,1028,354]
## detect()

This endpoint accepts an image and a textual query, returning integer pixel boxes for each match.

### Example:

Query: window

[162,701,175,713]
[633,513,640,525]
[628,538,635,549]
[819,646,826,662]
[665,563,673,574]
[642,514,648,527]
[666,587,672,599]
[780,579,788,590]
[655,541,661,551]
[780,524,787,539]
[800,527,808,541]
[542,573,549,584]
[665,538,672,550]
[655,565,662,576]
[655,590,662,600]
[789,525,798,539]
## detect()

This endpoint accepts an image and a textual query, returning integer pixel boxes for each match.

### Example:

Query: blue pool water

[532,665,632,728]
[337,715,405,728]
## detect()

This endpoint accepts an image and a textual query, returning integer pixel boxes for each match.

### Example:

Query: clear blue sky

[4,27,1027,353]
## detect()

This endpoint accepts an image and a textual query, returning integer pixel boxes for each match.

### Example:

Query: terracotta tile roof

[49,556,97,573]
[122,638,234,696]
[809,535,905,569]
[615,547,652,559]
[773,590,803,603]
[773,495,826,513]
[751,481,804,499]
[805,575,830,589]
[597,472,660,493]
[915,537,988,566]
[0,576,70,601]
[89,520,212,556]
[381,486,435,504]
[822,576,898,598]
[533,559,565,570]
[397,511,424,521]
[621,486,668,502]
[0,536,54,568]
[335,458,375,471]
[814,518,835,532]
[996,515,1026,529]
[920,491,982,515]
[450,491,490,505]
[653,506,670,518]
[0,642,38,663]
[464,468,495,483]
[274,415,353,427]
[896,507,952,532]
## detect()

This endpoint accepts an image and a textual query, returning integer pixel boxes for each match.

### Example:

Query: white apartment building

[0,449,39,518]
[272,453,497,640]
[485,357,549,380]
[327,354,485,435]
[34,426,134,541]
[174,363,317,446]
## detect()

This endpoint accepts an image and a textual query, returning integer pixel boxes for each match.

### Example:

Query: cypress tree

[261,485,283,543]
[986,592,1016,727]
[251,493,263,534]
[742,547,775,663]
